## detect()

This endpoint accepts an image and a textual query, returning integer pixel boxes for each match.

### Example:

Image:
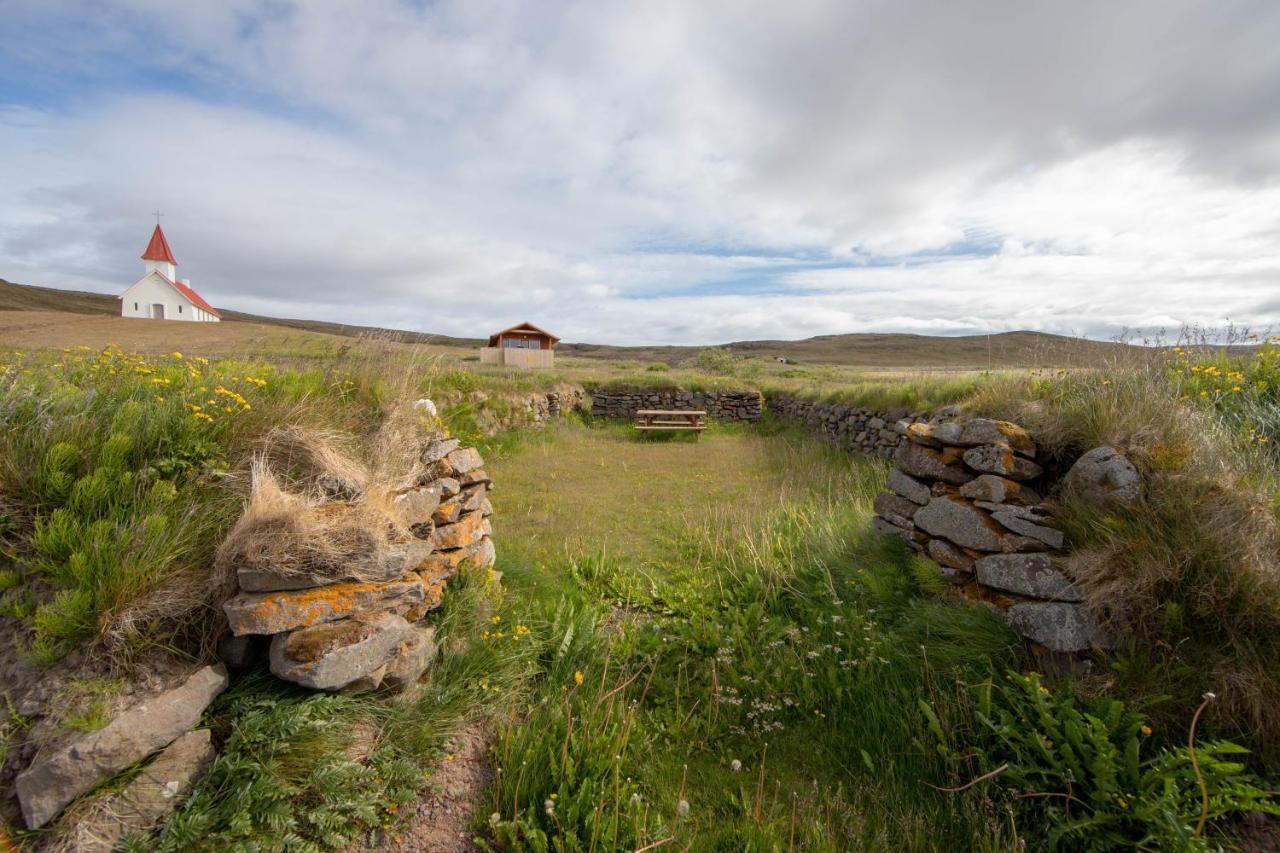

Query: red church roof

[141,224,177,265]
[160,273,221,318]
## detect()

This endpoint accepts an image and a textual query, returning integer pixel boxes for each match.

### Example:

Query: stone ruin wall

[590,388,763,421]
[766,394,1132,656]
[220,436,497,692]
[874,418,1109,654]
[12,434,500,834]
[765,393,926,457]
[515,384,589,425]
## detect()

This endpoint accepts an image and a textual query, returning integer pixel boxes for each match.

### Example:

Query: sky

[1,1,1279,345]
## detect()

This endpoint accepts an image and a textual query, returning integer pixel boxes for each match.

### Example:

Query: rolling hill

[1,276,1134,367]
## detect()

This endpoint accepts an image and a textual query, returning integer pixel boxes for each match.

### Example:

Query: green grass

[3,336,1277,848]
[473,418,1275,850]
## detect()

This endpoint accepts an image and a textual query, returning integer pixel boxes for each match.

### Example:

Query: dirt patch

[365,721,493,853]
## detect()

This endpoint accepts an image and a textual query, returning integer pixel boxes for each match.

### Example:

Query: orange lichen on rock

[223,577,424,636]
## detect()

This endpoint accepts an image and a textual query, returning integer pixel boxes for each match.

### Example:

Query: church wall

[120,274,217,323]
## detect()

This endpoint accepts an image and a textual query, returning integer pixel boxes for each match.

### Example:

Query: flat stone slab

[913,496,1007,552]
[991,511,1065,549]
[69,729,217,852]
[444,447,485,475]
[459,483,489,512]
[421,438,460,465]
[956,419,1036,457]
[16,665,228,829]
[962,445,1043,481]
[433,500,463,526]
[887,468,931,505]
[928,538,975,572]
[960,474,1041,506]
[1006,602,1108,651]
[469,536,497,569]
[223,577,425,636]
[874,491,919,528]
[270,612,410,691]
[905,422,944,448]
[459,468,492,488]
[894,441,973,485]
[394,486,443,528]
[872,516,925,548]
[430,509,486,551]
[974,553,1082,601]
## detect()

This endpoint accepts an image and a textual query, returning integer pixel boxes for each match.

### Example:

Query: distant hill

[1,276,1143,367]
[560,330,1133,368]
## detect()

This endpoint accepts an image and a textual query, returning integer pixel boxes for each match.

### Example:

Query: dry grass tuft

[255,424,370,499]
[215,459,409,588]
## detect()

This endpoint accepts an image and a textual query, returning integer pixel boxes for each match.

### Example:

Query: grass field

[2,318,1279,848]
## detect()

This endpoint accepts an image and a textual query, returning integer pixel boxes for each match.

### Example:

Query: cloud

[1,0,1279,344]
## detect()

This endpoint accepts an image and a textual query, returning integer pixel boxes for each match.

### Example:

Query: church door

[151,304,166,319]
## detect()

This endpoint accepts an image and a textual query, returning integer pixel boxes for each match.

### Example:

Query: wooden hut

[479,322,559,368]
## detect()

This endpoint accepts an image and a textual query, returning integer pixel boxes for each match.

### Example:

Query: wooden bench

[635,409,706,437]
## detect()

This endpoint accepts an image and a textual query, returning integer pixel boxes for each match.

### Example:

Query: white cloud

[1,0,1279,344]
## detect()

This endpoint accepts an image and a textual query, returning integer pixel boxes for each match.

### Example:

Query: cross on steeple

[152,209,163,225]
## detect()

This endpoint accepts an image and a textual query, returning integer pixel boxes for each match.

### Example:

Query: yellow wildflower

[573,670,584,685]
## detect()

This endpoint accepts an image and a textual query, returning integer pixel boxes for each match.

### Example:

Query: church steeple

[141,224,177,279]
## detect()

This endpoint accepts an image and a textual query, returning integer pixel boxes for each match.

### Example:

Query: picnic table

[634,409,707,437]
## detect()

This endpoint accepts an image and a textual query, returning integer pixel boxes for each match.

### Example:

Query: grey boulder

[956,419,1037,457]
[1063,446,1140,505]
[421,438,460,465]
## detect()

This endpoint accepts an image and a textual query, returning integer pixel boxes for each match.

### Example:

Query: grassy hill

[562,330,1131,368]
[2,276,1133,368]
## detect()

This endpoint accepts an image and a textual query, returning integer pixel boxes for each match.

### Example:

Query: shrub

[932,671,1278,850]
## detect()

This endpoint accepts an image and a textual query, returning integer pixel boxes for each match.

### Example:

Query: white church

[119,224,221,322]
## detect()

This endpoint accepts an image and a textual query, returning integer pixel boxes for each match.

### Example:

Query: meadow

[0,329,1278,850]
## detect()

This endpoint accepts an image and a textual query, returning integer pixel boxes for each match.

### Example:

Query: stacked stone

[525,385,589,423]
[873,417,1107,653]
[590,388,763,421]
[767,394,926,458]
[220,438,496,692]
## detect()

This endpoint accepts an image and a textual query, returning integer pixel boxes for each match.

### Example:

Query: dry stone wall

[219,437,497,693]
[767,394,1115,656]
[765,393,931,457]
[874,417,1109,654]
[522,385,589,423]
[590,388,763,421]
